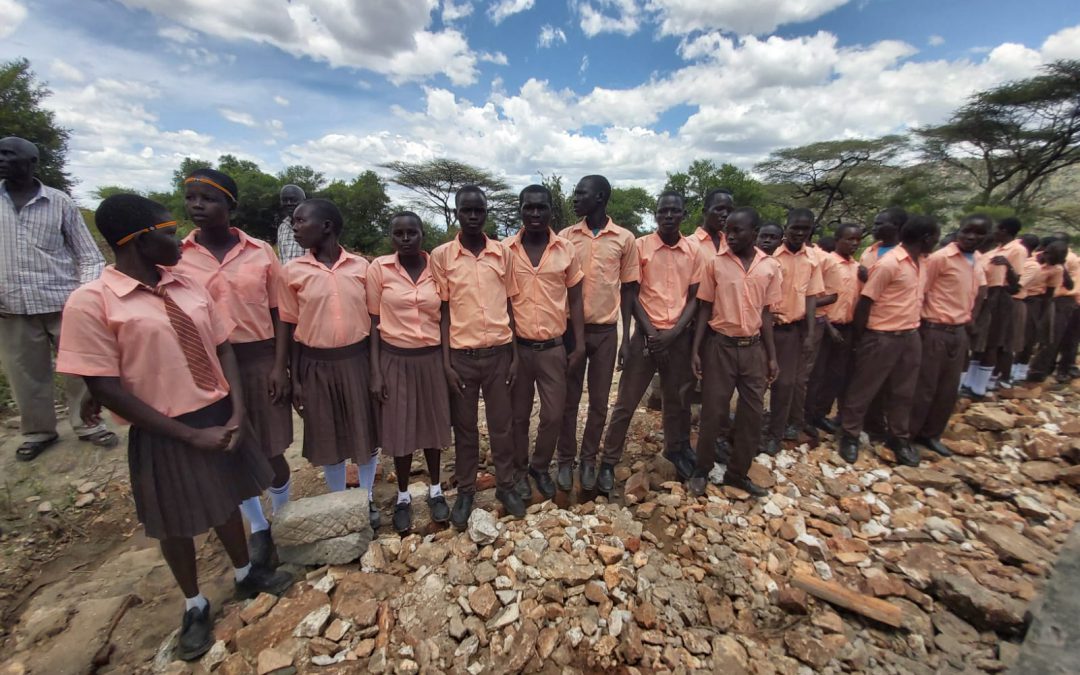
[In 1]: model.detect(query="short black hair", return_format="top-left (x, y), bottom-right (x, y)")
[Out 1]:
top-left (1039, 235), bottom-right (1056, 249)
top-left (900, 215), bottom-right (939, 244)
top-left (759, 221), bottom-right (782, 235)
top-left (301, 198), bottom-right (343, 235)
top-left (702, 187), bottom-right (733, 211)
top-left (455, 185), bottom-right (487, 206)
top-left (518, 184), bottom-right (553, 207)
top-left (878, 206), bottom-right (908, 227)
top-left (187, 167), bottom-right (239, 204)
top-left (960, 212), bottom-right (992, 229)
top-left (581, 175), bottom-right (611, 202)
top-left (997, 216), bottom-right (1022, 237)
top-left (834, 222), bottom-right (862, 239)
top-left (656, 190), bottom-right (685, 207)
top-left (786, 207), bottom-right (815, 225)
top-left (389, 210), bottom-right (424, 234)
top-left (729, 207), bottom-right (762, 230)
top-left (95, 194), bottom-right (173, 249)
top-left (1019, 233), bottom-right (1040, 251)
top-left (816, 235), bottom-right (836, 252)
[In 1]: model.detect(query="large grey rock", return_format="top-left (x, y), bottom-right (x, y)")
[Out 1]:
top-left (273, 489), bottom-right (369, 546)
top-left (931, 572), bottom-right (1026, 633)
top-left (278, 532), bottom-right (371, 565)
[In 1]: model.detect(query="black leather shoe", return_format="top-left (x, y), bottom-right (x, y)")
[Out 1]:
top-left (248, 528), bottom-right (274, 568)
top-left (428, 494), bottom-right (450, 524)
top-left (762, 437), bottom-right (781, 457)
top-left (662, 449), bottom-right (695, 481)
top-left (176, 603), bottom-right (213, 661)
top-left (722, 473), bottom-right (768, 498)
top-left (514, 476), bottom-right (533, 503)
top-left (915, 436), bottom-right (953, 457)
top-left (813, 416), bottom-right (838, 435)
top-left (782, 425), bottom-right (798, 441)
top-left (597, 463), bottom-right (615, 493)
top-left (235, 564), bottom-right (293, 600)
top-left (958, 385), bottom-right (985, 401)
top-left (580, 463), bottom-right (598, 492)
top-left (687, 475), bottom-right (707, 497)
top-left (393, 500), bottom-right (412, 533)
top-left (556, 464), bottom-right (574, 492)
top-left (802, 425), bottom-right (820, 443)
top-left (495, 488), bottom-right (526, 518)
top-left (674, 441), bottom-right (698, 465)
top-left (529, 468), bottom-right (556, 500)
top-left (451, 493), bottom-right (474, 530)
top-left (712, 438), bottom-right (731, 465)
top-left (368, 502), bottom-right (382, 531)
top-left (890, 438), bottom-right (921, 467)
top-left (838, 435), bottom-right (859, 464)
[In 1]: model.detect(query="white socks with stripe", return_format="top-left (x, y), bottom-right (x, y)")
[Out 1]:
top-left (398, 491), bottom-right (411, 505)
top-left (970, 365), bottom-right (994, 396)
top-left (185, 594), bottom-right (208, 612)
top-left (430, 483), bottom-right (443, 498)
top-left (268, 479), bottom-right (291, 515)
top-left (358, 450), bottom-right (379, 500)
top-left (323, 461), bottom-right (347, 492)
top-left (239, 496), bottom-right (270, 534)
top-left (234, 563), bottom-right (251, 582)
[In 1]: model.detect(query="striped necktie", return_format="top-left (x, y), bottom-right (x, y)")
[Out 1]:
top-left (148, 285), bottom-right (219, 391)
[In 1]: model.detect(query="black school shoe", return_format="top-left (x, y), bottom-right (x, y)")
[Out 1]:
top-left (529, 468), bottom-right (557, 500)
top-left (580, 463), bottom-right (598, 492)
top-left (451, 492), bottom-right (474, 530)
top-left (514, 476), bottom-right (533, 503)
top-left (888, 437), bottom-right (921, 468)
top-left (235, 565), bottom-right (293, 601)
top-left (761, 437), bottom-right (781, 457)
top-left (812, 416), bottom-right (838, 435)
top-left (915, 437), bottom-right (953, 457)
top-left (495, 488), bottom-right (526, 518)
top-left (369, 502), bottom-right (382, 531)
top-left (248, 528), bottom-right (275, 568)
top-left (428, 494), bottom-right (450, 524)
top-left (597, 463), bottom-right (616, 493)
top-left (661, 447), bottom-right (695, 481)
top-left (687, 475), bottom-right (707, 498)
top-left (838, 435), bottom-right (859, 464)
top-left (393, 501), bottom-right (412, 534)
top-left (722, 473), bottom-right (769, 498)
top-left (176, 602), bottom-right (213, 661)
top-left (556, 464), bottom-right (574, 492)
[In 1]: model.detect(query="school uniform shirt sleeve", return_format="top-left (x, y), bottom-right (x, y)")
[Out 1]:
top-left (56, 284), bottom-right (121, 377)
top-left (861, 257), bottom-right (897, 302)
top-left (502, 248), bottom-right (520, 298)
top-left (565, 246), bottom-right (585, 287)
top-left (697, 257), bottom-right (717, 303)
top-left (430, 246), bottom-right (450, 302)
top-left (689, 242), bottom-right (705, 286)
top-left (764, 260), bottom-right (784, 307)
top-left (808, 254), bottom-right (825, 296)
top-left (265, 244), bottom-right (283, 309)
top-left (620, 233), bottom-right (641, 284)
top-left (365, 261), bottom-right (384, 315)
top-left (277, 264), bottom-right (300, 324)
top-left (975, 255), bottom-right (988, 287)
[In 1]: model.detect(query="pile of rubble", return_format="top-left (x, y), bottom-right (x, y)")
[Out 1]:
top-left (152, 381), bottom-right (1078, 675)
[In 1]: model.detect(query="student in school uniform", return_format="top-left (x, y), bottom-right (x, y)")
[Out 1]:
top-left (860, 208), bottom-right (906, 269)
top-left (1008, 234), bottom-right (1043, 382)
top-left (57, 195), bottom-right (292, 661)
top-left (909, 215), bottom-right (988, 458)
top-left (691, 188), bottom-right (733, 256)
top-left (367, 212), bottom-right (452, 534)
top-left (173, 169), bottom-right (292, 567)
top-left (805, 223), bottom-right (863, 435)
top-left (838, 216), bottom-right (940, 467)
top-left (431, 186), bottom-right (521, 526)
top-left (1027, 238), bottom-right (1074, 382)
top-left (756, 222), bottom-right (783, 256)
top-left (505, 185), bottom-right (586, 501)
top-left (689, 207), bottom-right (782, 498)
top-left (1030, 234), bottom-right (1079, 382)
top-left (600, 192), bottom-right (702, 490)
top-left (277, 199), bottom-right (379, 526)
top-left (556, 176), bottom-right (640, 493)
top-left (764, 209), bottom-right (825, 454)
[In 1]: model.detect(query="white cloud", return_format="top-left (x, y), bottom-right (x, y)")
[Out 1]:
top-left (578, 0), bottom-right (642, 37)
top-left (488, 0), bottom-right (534, 24)
top-left (158, 25), bottom-right (197, 43)
top-left (219, 108), bottom-right (258, 127)
top-left (646, 0), bottom-right (851, 36)
top-left (273, 95), bottom-right (290, 107)
top-left (538, 25), bottom-right (567, 48)
top-left (50, 59), bottom-right (86, 83)
top-left (442, 0), bottom-right (473, 22)
top-left (580, 55), bottom-right (590, 77)
top-left (928, 34), bottom-right (945, 47)
top-left (0, 0), bottom-right (26, 39)
top-left (1042, 25), bottom-right (1080, 61)
top-left (480, 51), bottom-right (509, 65)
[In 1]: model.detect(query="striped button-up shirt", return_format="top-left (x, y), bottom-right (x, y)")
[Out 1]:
top-left (0, 180), bottom-right (105, 315)
top-left (276, 215), bottom-right (305, 264)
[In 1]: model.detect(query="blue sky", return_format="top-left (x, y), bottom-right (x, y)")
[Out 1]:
top-left (1, 0), bottom-right (1078, 204)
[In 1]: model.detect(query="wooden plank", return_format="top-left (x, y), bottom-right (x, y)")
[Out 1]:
top-left (791, 572), bottom-right (904, 628)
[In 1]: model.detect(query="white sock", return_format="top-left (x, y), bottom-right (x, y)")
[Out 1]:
top-left (268, 479), bottom-right (291, 515)
top-left (397, 491), bottom-right (411, 504)
top-left (1019, 364), bottom-right (1029, 380)
top-left (323, 461), bottom-right (347, 492)
top-left (185, 593), bottom-right (208, 612)
top-left (239, 496), bottom-right (270, 534)
top-left (357, 450), bottom-right (379, 494)
top-left (972, 366), bottom-right (994, 396)
top-left (960, 366), bottom-right (974, 390)
top-left (234, 563), bottom-right (251, 582)
top-left (429, 483), bottom-right (443, 498)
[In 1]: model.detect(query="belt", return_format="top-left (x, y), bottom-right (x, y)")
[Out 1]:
top-left (380, 342), bottom-right (441, 356)
top-left (867, 328), bottom-right (918, 337)
top-left (585, 323), bottom-right (617, 334)
top-left (711, 331), bottom-right (761, 347)
top-left (773, 322), bottom-right (799, 331)
top-left (516, 336), bottom-right (564, 351)
top-left (299, 339), bottom-right (368, 360)
top-left (921, 321), bottom-right (964, 333)
top-left (451, 342), bottom-right (512, 358)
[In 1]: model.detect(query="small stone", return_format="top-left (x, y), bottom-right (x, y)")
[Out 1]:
top-left (324, 618), bottom-right (350, 642)
top-left (486, 603), bottom-right (520, 630)
top-left (77, 481), bottom-right (98, 494)
top-left (777, 586), bottom-right (809, 614)
top-left (977, 523), bottom-right (1050, 565)
top-left (468, 584), bottom-right (499, 620)
top-left (218, 654), bottom-right (255, 675)
top-left (353, 639), bottom-right (376, 659)
top-left (596, 544), bottom-right (623, 565)
top-left (932, 572), bottom-right (1026, 631)
top-left (37, 501), bottom-right (52, 513)
top-left (240, 594), bottom-right (279, 625)
top-left (395, 659), bottom-right (419, 674)
top-left (256, 647), bottom-right (292, 675)
top-left (633, 600), bottom-right (658, 628)
top-left (624, 471), bottom-right (650, 504)
top-left (965, 405), bottom-right (1017, 431)
top-left (924, 516), bottom-right (965, 543)
top-left (74, 494), bottom-right (95, 508)
top-left (584, 581), bottom-right (608, 604)
top-left (199, 640), bottom-right (229, 671)
top-left (784, 629), bottom-right (834, 669)
top-left (467, 509), bottom-right (500, 545)
top-left (293, 604), bottom-right (332, 638)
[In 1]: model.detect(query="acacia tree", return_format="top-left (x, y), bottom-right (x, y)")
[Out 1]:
top-left (381, 158), bottom-right (511, 231)
top-left (0, 59), bottom-right (73, 193)
top-left (663, 160), bottom-right (777, 231)
top-left (917, 60), bottom-right (1080, 210)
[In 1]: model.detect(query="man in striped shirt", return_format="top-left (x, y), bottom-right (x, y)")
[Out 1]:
top-left (276, 184), bottom-right (306, 264)
top-left (0, 137), bottom-right (115, 460)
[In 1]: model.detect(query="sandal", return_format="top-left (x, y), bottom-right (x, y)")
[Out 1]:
top-left (79, 429), bottom-right (120, 449)
top-left (16, 435), bottom-right (59, 462)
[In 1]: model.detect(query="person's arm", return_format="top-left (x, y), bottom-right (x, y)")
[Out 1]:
top-left (618, 281), bottom-right (638, 369)
top-left (567, 282), bottom-right (586, 371)
top-left (268, 308), bottom-right (290, 404)
top-left (506, 299), bottom-right (519, 387)
top-left (217, 341), bottom-right (246, 450)
top-left (369, 314), bottom-right (388, 402)
top-left (803, 296), bottom-right (818, 350)
top-left (762, 308), bottom-right (778, 384)
top-left (284, 323), bottom-right (304, 415)
top-left (440, 301), bottom-right (465, 395)
top-left (969, 286), bottom-right (988, 331)
top-left (816, 293), bottom-right (838, 308)
top-left (1063, 267), bottom-right (1074, 291)
top-left (691, 300), bottom-right (710, 380)
top-left (61, 196), bottom-right (106, 283)
top-left (851, 295), bottom-right (873, 344)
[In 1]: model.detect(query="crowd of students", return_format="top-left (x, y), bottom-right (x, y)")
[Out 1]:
top-left (50, 167), bottom-right (1079, 661)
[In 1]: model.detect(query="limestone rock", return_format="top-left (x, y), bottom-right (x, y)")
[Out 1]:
top-left (931, 573), bottom-right (1026, 632)
top-left (278, 532), bottom-right (370, 566)
top-left (467, 509), bottom-right (500, 545)
top-left (965, 405), bottom-right (1017, 431)
top-left (273, 490), bottom-right (369, 546)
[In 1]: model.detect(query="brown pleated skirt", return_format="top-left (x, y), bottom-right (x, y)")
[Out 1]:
top-left (377, 343), bottom-right (451, 457)
top-left (234, 339), bottom-right (293, 458)
top-left (297, 341), bottom-right (374, 467)
top-left (1011, 299), bottom-right (1027, 353)
top-left (979, 287), bottom-right (1015, 353)
top-left (128, 397), bottom-right (272, 540)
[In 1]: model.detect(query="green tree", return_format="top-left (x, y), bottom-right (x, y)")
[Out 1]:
top-left (92, 185), bottom-right (143, 200)
top-left (381, 158), bottom-right (511, 231)
top-left (607, 187), bottom-right (656, 236)
top-left (277, 165), bottom-right (326, 196)
top-left (319, 171), bottom-right (392, 255)
top-left (663, 160), bottom-right (774, 231)
top-left (538, 172), bottom-right (573, 232)
top-left (0, 59), bottom-right (73, 193)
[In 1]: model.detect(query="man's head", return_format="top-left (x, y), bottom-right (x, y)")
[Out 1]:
top-left (726, 207), bottom-right (761, 255)
top-left (834, 223), bottom-right (862, 258)
top-left (519, 184), bottom-right (553, 234)
top-left (280, 184), bottom-right (306, 217)
top-left (872, 207), bottom-right (907, 244)
top-left (900, 215), bottom-right (940, 255)
top-left (0, 137), bottom-right (40, 182)
top-left (455, 185), bottom-right (488, 236)
top-left (955, 214), bottom-right (990, 254)
top-left (655, 191), bottom-right (686, 237)
top-left (291, 198), bottom-right (343, 249)
top-left (572, 175), bottom-right (610, 219)
top-left (756, 222), bottom-right (783, 255)
top-left (784, 208), bottom-right (815, 249)
top-left (702, 188), bottom-right (734, 233)
top-left (994, 216), bottom-right (1022, 245)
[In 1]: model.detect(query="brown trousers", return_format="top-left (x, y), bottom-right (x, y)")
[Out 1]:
top-left (449, 346), bottom-right (515, 493)
top-left (557, 324), bottom-right (618, 466)
top-left (694, 333), bottom-right (767, 481)
top-left (601, 329), bottom-right (693, 464)
top-left (767, 321), bottom-right (808, 438)
top-left (805, 323), bottom-right (853, 421)
top-left (909, 325), bottom-right (968, 440)
top-left (790, 319), bottom-right (824, 432)
top-left (839, 330), bottom-right (921, 439)
top-left (1032, 297), bottom-right (1077, 377)
top-left (511, 343), bottom-right (568, 476)
top-left (1017, 295), bottom-right (1051, 363)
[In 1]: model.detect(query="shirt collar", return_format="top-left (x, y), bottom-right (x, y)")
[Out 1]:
top-left (647, 231), bottom-right (690, 252)
top-left (775, 243), bottom-right (810, 258)
top-left (181, 227), bottom-right (261, 252)
top-left (571, 217), bottom-right (616, 236)
top-left (380, 251), bottom-right (431, 275)
top-left (101, 265), bottom-right (181, 297)
top-left (451, 233), bottom-right (503, 259)
top-left (1, 178), bottom-right (48, 205)
top-left (295, 246), bottom-right (356, 271)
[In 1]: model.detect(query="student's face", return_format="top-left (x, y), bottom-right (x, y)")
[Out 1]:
top-left (572, 178), bottom-right (603, 218)
top-left (726, 214), bottom-right (757, 254)
top-left (785, 217), bottom-right (814, 247)
top-left (184, 181), bottom-right (231, 229)
top-left (291, 204), bottom-right (327, 249)
top-left (835, 228), bottom-right (861, 257)
top-left (872, 212), bottom-right (898, 242)
top-left (390, 217), bottom-right (423, 257)
top-left (520, 192), bottom-right (553, 234)
top-left (655, 196), bottom-right (685, 236)
top-left (703, 195), bottom-right (733, 232)
top-left (0, 141), bottom-right (36, 181)
top-left (956, 222), bottom-right (987, 254)
top-left (993, 223), bottom-right (1012, 245)
top-left (280, 189), bottom-right (304, 217)
top-left (455, 193), bottom-right (488, 236)
top-left (756, 226), bottom-right (782, 254)
top-left (136, 223), bottom-right (181, 266)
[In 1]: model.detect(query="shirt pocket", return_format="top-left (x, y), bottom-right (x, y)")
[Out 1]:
top-left (29, 220), bottom-right (63, 252)
top-left (234, 266), bottom-right (270, 306)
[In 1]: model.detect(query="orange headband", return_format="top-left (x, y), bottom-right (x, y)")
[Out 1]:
top-left (184, 175), bottom-right (236, 202)
top-left (116, 220), bottom-right (177, 246)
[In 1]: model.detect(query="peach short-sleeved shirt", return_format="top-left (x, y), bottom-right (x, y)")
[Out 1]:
top-left (561, 218), bottom-right (639, 325)
top-left (175, 229), bottom-right (281, 344)
top-left (366, 253), bottom-right (441, 349)
top-left (636, 233), bottom-right (703, 330)
top-left (57, 266), bottom-right (231, 419)
top-left (983, 238), bottom-right (1028, 288)
top-left (862, 246), bottom-right (922, 332)
top-left (770, 244), bottom-right (825, 324)
top-left (430, 235), bottom-right (517, 350)
top-left (697, 247), bottom-right (783, 338)
top-left (860, 242), bottom-right (898, 268)
top-left (816, 253), bottom-right (862, 324)
top-left (1055, 251), bottom-right (1080, 300)
top-left (921, 243), bottom-right (986, 325)
top-left (279, 248), bottom-right (371, 349)
top-left (691, 227), bottom-right (728, 257)
top-left (1019, 261), bottom-right (1065, 299)
top-left (1014, 257), bottom-right (1041, 299)
top-left (505, 232), bottom-right (584, 341)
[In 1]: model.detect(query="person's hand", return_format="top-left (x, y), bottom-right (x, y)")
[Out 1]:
top-left (269, 367), bottom-right (290, 405)
top-left (767, 358), bottom-right (779, 384)
top-left (79, 391), bottom-right (103, 429)
top-left (506, 353), bottom-right (518, 388)
top-left (691, 352), bottom-right (703, 380)
top-left (445, 365), bottom-right (466, 396)
top-left (990, 255), bottom-right (1009, 266)
top-left (291, 378), bottom-right (305, 417)
top-left (617, 340), bottom-right (631, 371)
top-left (224, 409), bottom-right (246, 452)
top-left (857, 266), bottom-right (869, 283)
top-left (370, 370), bottom-right (389, 403)
top-left (826, 323), bottom-right (843, 343)
top-left (188, 425), bottom-right (239, 452)
top-left (647, 328), bottom-right (676, 354)
top-left (567, 347), bottom-right (585, 374)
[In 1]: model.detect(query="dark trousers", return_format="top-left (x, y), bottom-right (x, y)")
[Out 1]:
top-left (910, 325), bottom-right (968, 440)
top-left (557, 325), bottom-right (617, 466)
top-left (1017, 296), bottom-right (1051, 364)
top-left (790, 319), bottom-right (825, 431)
top-left (806, 323), bottom-right (853, 421)
top-left (840, 330), bottom-right (921, 439)
top-left (511, 343), bottom-right (568, 476)
top-left (601, 329), bottom-right (693, 464)
top-left (694, 333), bottom-right (767, 481)
top-left (1032, 297), bottom-right (1076, 378)
top-left (450, 346), bottom-right (515, 493)
top-left (1059, 303), bottom-right (1080, 374)
top-left (767, 321), bottom-right (807, 438)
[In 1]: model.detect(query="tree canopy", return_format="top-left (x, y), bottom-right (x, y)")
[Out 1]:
top-left (0, 59), bottom-right (73, 193)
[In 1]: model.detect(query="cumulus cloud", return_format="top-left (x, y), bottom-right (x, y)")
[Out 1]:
top-left (578, 0), bottom-right (642, 37)
top-left (273, 95), bottom-right (290, 107)
top-left (50, 59), bottom-right (86, 83)
top-left (646, 0), bottom-right (852, 36)
top-left (488, 0), bottom-right (534, 24)
top-left (442, 0), bottom-right (473, 22)
top-left (219, 108), bottom-right (257, 127)
top-left (928, 34), bottom-right (945, 47)
top-left (0, 0), bottom-right (26, 39)
top-left (538, 25), bottom-right (567, 48)
top-left (1042, 25), bottom-right (1080, 61)
top-left (158, 25), bottom-right (197, 43)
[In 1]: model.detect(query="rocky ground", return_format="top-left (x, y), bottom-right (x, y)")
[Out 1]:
top-left (1, 377), bottom-right (1079, 674)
